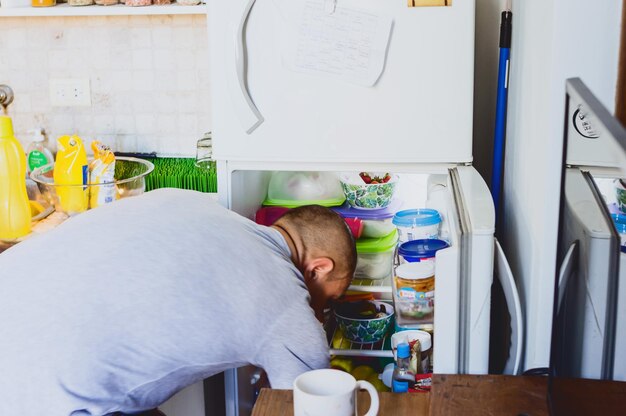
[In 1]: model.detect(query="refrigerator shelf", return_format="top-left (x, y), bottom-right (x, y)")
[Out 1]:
top-left (348, 275), bottom-right (392, 293)
top-left (325, 318), bottom-right (393, 358)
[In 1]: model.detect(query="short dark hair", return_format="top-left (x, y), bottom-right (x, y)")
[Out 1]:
top-left (276, 205), bottom-right (357, 280)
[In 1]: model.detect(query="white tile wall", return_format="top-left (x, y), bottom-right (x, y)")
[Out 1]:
top-left (0, 14), bottom-right (211, 156)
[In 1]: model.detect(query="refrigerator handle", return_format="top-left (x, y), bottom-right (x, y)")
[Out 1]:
top-left (235, 0), bottom-right (265, 134)
top-left (495, 239), bottom-right (524, 375)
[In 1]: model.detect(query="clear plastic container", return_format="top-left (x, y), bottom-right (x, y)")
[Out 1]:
top-left (355, 230), bottom-right (398, 280)
top-left (333, 200), bottom-right (401, 239)
top-left (392, 208), bottom-right (441, 243)
top-left (393, 262), bottom-right (435, 326)
top-left (264, 171), bottom-right (345, 208)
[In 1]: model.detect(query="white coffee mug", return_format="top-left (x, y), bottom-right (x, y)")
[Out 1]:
top-left (293, 369), bottom-right (380, 416)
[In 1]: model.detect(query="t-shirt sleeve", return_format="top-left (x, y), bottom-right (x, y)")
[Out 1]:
top-left (254, 303), bottom-right (330, 389)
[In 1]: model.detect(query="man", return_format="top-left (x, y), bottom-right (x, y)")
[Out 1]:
top-left (0, 188), bottom-right (356, 415)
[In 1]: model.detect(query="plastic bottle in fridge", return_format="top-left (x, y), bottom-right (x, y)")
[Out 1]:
top-left (392, 342), bottom-right (415, 393)
top-left (0, 115), bottom-right (31, 240)
top-left (54, 135), bottom-right (88, 215)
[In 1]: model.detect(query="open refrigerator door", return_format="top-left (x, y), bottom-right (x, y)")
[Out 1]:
top-left (217, 161), bottom-right (513, 416)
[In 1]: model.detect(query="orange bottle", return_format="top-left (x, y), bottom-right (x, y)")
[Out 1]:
top-left (0, 116), bottom-right (31, 240)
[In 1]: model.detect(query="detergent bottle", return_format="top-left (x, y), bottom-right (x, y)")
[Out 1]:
top-left (0, 115), bottom-right (31, 240)
top-left (54, 135), bottom-right (88, 215)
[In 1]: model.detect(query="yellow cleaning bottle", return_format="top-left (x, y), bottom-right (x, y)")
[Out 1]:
top-left (0, 115), bottom-right (31, 240)
top-left (54, 135), bottom-right (88, 215)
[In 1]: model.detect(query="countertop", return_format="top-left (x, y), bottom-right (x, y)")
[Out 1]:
top-left (251, 374), bottom-right (626, 415)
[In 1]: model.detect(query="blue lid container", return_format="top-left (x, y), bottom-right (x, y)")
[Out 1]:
top-left (392, 208), bottom-right (441, 228)
top-left (398, 239), bottom-right (450, 262)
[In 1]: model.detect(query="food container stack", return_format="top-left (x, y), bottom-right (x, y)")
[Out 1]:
top-left (392, 209), bottom-right (446, 330)
top-left (332, 172), bottom-right (401, 281)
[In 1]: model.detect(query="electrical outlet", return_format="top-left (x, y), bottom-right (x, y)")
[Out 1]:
top-left (49, 78), bottom-right (91, 107)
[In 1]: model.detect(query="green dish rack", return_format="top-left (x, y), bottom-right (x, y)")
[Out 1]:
top-left (116, 157), bottom-right (217, 193)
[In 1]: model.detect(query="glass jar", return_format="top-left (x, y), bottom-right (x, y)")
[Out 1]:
top-left (195, 132), bottom-right (214, 171)
top-left (393, 262), bottom-right (435, 324)
top-left (125, 0), bottom-right (151, 5)
top-left (68, 0), bottom-right (93, 5)
top-left (152, 0), bottom-right (171, 4)
top-left (32, 0), bottom-right (56, 6)
top-left (95, 0), bottom-right (118, 5)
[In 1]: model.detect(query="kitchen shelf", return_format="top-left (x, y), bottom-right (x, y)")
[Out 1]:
top-left (0, 3), bottom-right (206, 17)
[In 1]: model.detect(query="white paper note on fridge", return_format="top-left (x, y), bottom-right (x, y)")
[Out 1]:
top-left (281, 0), bottom-right (393, 87)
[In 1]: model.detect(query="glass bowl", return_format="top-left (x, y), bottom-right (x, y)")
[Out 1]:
top-left (30, 156), bottom-right (154, 216)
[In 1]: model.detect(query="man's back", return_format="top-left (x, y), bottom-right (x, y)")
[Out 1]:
top-left (0, 189), bottom-right (328, 415)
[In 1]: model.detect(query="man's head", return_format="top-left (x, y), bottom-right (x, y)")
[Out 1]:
top-left (271, 205), bottom-right (357, 320)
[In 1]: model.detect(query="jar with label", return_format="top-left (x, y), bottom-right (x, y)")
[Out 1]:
top-left (68, 0), bottom-right (93, 5)
top-left (393, 262), bottom-right (435, 326)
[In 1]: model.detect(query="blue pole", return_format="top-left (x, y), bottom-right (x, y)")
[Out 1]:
top-left (491, 10), bottom-right (512, 222)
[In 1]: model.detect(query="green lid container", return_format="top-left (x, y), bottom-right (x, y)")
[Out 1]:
top-left (356, 230), bottom-right (398, 253)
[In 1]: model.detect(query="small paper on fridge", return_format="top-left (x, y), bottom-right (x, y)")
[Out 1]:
top-left (281, 0), bottom-right (393, 87)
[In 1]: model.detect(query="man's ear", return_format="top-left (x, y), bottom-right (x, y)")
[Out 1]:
top-left (303, 257), bottom-right (335, 283)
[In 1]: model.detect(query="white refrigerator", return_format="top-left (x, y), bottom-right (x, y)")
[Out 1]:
top-left (207, 1), bottom-right (522, 415)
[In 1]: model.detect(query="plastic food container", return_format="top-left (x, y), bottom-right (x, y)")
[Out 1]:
top-left (392, 208), bottom-right (442, 243)
top-left (393, 262), bottom-right (435, 325)
top-left (255, 206), bottom-right (364, 238)
top-left (398, 239), bottom-right (449, 263)
top-left (355, 230), bottom-right (398, 280)
top-left (332, 200), bottom-right (401, 239)
top-left (611, 213), bottom-right (626, 253)
top-left (339, 172), bottom-right (398, 210)
top-left (264, 171), bottom-right (345, 208)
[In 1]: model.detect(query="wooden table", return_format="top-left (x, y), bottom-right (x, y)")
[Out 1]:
top-left (252, 374), bottom-right (626, 415)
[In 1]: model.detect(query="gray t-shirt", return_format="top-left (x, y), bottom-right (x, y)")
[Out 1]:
top-left (0, 189), bottom-right (328, 415)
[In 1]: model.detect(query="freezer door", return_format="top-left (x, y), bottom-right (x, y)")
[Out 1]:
top-left (447, 166), bottom-right (495, 374)
top-left (208, 0), bottom-right (475, 163)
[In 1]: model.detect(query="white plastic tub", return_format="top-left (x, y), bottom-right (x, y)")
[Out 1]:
top-left (392, 208), bottom-right (441, 243)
